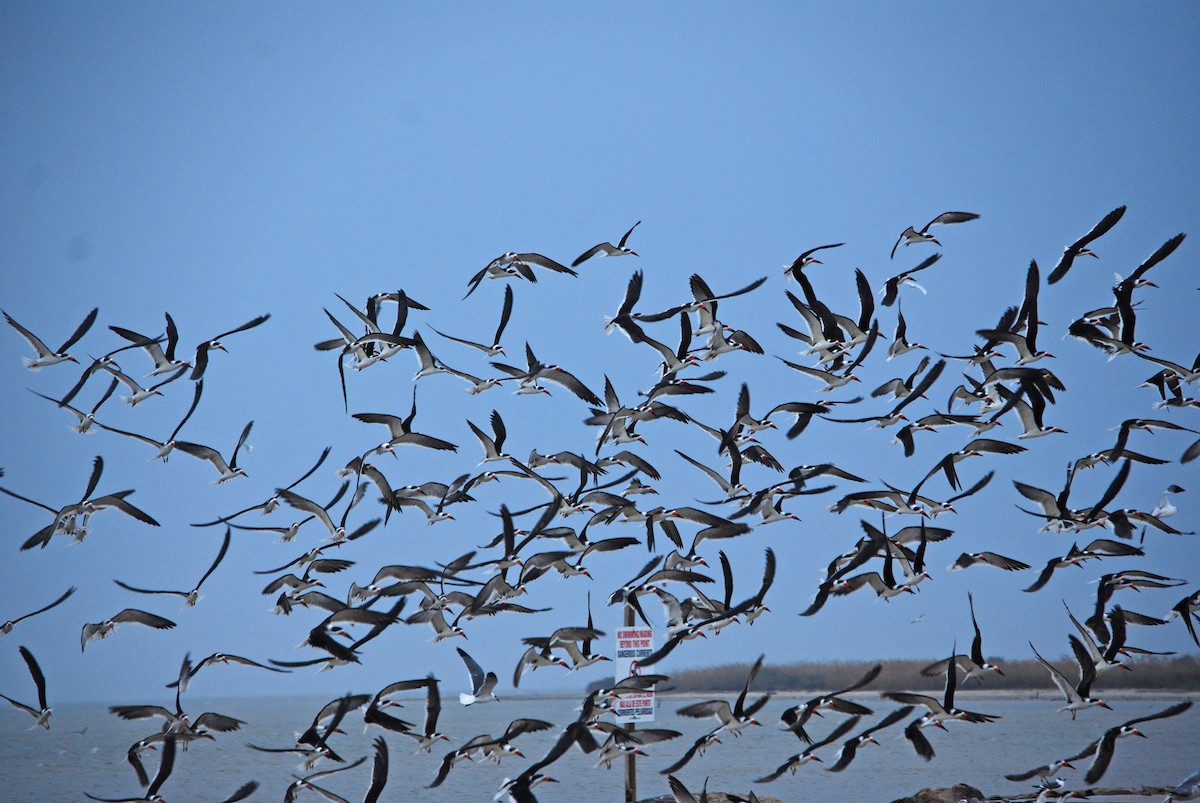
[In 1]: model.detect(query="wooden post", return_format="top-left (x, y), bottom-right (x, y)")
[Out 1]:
top-left (624, 604), bottom-right (637, 803)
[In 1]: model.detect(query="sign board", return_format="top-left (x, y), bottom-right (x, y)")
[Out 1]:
top-left (614, 627), bottom-right (655, 723)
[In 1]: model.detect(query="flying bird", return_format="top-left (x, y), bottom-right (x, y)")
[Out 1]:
top-left (4, 307), bottom-right (97, 369)
top-left (572, 221), bottom-right (641, 267)
top-left (890, 211), bottom-right (980, 258)
top-left (0, 645), bottom-right (52, 728)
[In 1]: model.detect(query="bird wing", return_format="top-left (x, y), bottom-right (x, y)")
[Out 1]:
top-left (457, 647), bottom-right (487, 693)
top-left (112, 609), bottom-right (177, 630)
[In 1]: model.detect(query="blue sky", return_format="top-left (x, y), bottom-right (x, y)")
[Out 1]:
top-left (1, 2), bottom-right (1198, 715)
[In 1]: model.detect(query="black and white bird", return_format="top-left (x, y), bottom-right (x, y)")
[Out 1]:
top-left (173, 421), bottom-right (253, 483)
top-left (1047, 205), bottom-right (1127, 284)
top-left (354, 389), bottom-right (459, 454)
top-left (919, 593), bottom-right (1006, 682)
top-left (1072, 700), bottom-right (1193, 784)
top-left (1030, 637), bottom-right (1111, 719)
top-left (113, 527), bottom-right (231, 608)
top-left (2, 586), bottom-right (76, 636)
top-left (572, 221), bottom-right (641, 267)
top-left (109, 313), bottom-right (193, 376)
top-left (890, 211), bottom-right (980, 258)
top-left (81, 609), bottom-right (176, 651)
top-left (188, 314), bottom-right (271, 380)
top-left (756, 716), bottom-right (862, 781)
top-left (779, 663), bottom-right (881, 743)
top-left (167, 651), bottom-right (289, 694)
top-left (1, 645), bottom-right (52, 729)
top-left (457, 646), bottom-right (499, 705)
top-left (676, 653), bottom-right (769, 737)
top-left (465, 252), bottom-right (577, 298)
top-left (432, 283), bottom-right (514, 357)
top-left (85, 734), bottom-right (176, 803)
top-left (30, 377), bottom-right (120, 434)
top-left (826, 705), bottom-right (914, 771)
top-left (885, 643), bottom-right (1000, 724)
top-left (4, 307), bottom-right (97, 369)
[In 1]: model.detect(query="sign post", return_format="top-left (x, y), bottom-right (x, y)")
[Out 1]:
top-left (615, 616), bottom-right (655, 803)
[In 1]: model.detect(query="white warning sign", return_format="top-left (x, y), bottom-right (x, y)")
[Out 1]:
top-left (614, 627), bottom-right (655, 723)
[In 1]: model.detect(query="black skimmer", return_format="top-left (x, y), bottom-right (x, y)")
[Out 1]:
top-left (54, 340), bottom-right (158, 406)
top-left (1047, 205), bottom-right (1127, 284)
top-left (885, 643), bottom-right (1000, 724)
top-left (676, 653), bottom-right (769, 737)
top-left (468, 409), bottom-right (510, 464)
top-left (826, 705), bottom-right (914, 771)
top-left (1065, 602), bottom-right (1131, 674)
top-left (512, 642), bottom-right (569, 688)
top-left (665, 774), bottom-right (711, 803)
top-left (0, 645), bottom-right (52, 728)
top-left (948, 550), bottom-right (1031, 572)
top-left (440, 362), bottom-right (507, 394)
top-left (191, 445), bottom-right (331, 527)
top-left (109, 700), bottom-right (243, 742)
top-left (167, 651), bottom-right (289, 693)
top-left (589, 722), bottom-right (680, 769)
top-left (757, 715), bottom-right (862, 782)
top-left (113, 526), bottom-right (231, 608)
top-left (880, 253), bottom-right (942, 306)
top-left (270, 484), bottom-right (369, 543)
top-left (1074, 700), bottom-right (1193, 784)
top-left (572, 220), bottom-right (641, 266)
top-left (491, 342), bottom-right (602, 404)
top-left (187, 313), bottom-right (270, 380)
top-left (780, 663), bottom-right (880, 743)
top-left (246, 740), bottom-right (343, 771)
top-left (633, 272), bottom-right (767, 326)
top-left (29, 376), bottom-right (120, 434)
top-left (388, 676), bottom-right (448, 752)
top-left (3, 306), bottom-right (97, 369)
top-left (908, 437), bottom-right (1026, 502)
top-left (364, 736), bottom-right (389, 803)
top-left (407, 329), bottom-right (448, 381)
top-left (1005, 756), bottom-right (1078, 784)
top-left (1, 586), bottom-right (75, 636)
top-left (830, 535), bottom-right (916, 603)
top-left (1029, 636), bottom-right (1111, 718)
top-left (659, 729), bottom-right (723, 774)
top-left (890, 210), bottom-right (980, 258)
top-left (354, 402), bottom-right (459, 454)
top-left (81, 608), bottom-right (176, 651)
top-left (432, 283), bottom-right (514, 357)
top-left (282, 755), bottom-right (367, 802)
top-left (173, 421), bottom-right (253, 483)
top-left (465, 251), bottom-right (577, 298)
top-left (85, 734), bottom-right (176, 803)
top-left (1114, 231), bottom-right (1185, 299)
top-left (613, 312), bottom-right (701, 378)
top-left (1168, 589), bottom-right (1200, 648)
top-left (920, 593), bottom-right (1005, 682)
top-left (549, 596), bottom-right (611, 670)
top-left (456, 646), bottom-right (499, 705)
top-left (902, 711), bottom-right (951, 761)
top-left (785, 241), bottom-right (845, 277)
top-left (469, 717), bottom-right (555, 764)
top-left (292, 692), bottom-right (370, 757)
top-left (94, 378), bottom-right (204, 461)
top-left (108, 313), bottom-right (193, 376)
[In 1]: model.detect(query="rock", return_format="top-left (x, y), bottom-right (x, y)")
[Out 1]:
top-left (638, 793), bottom-right (786, 803)
top-left (889, 784), bottom-right (986, 803)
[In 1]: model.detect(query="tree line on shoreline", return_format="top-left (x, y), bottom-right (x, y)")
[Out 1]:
top-left (592, 655), bottom-right (1200, 695)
